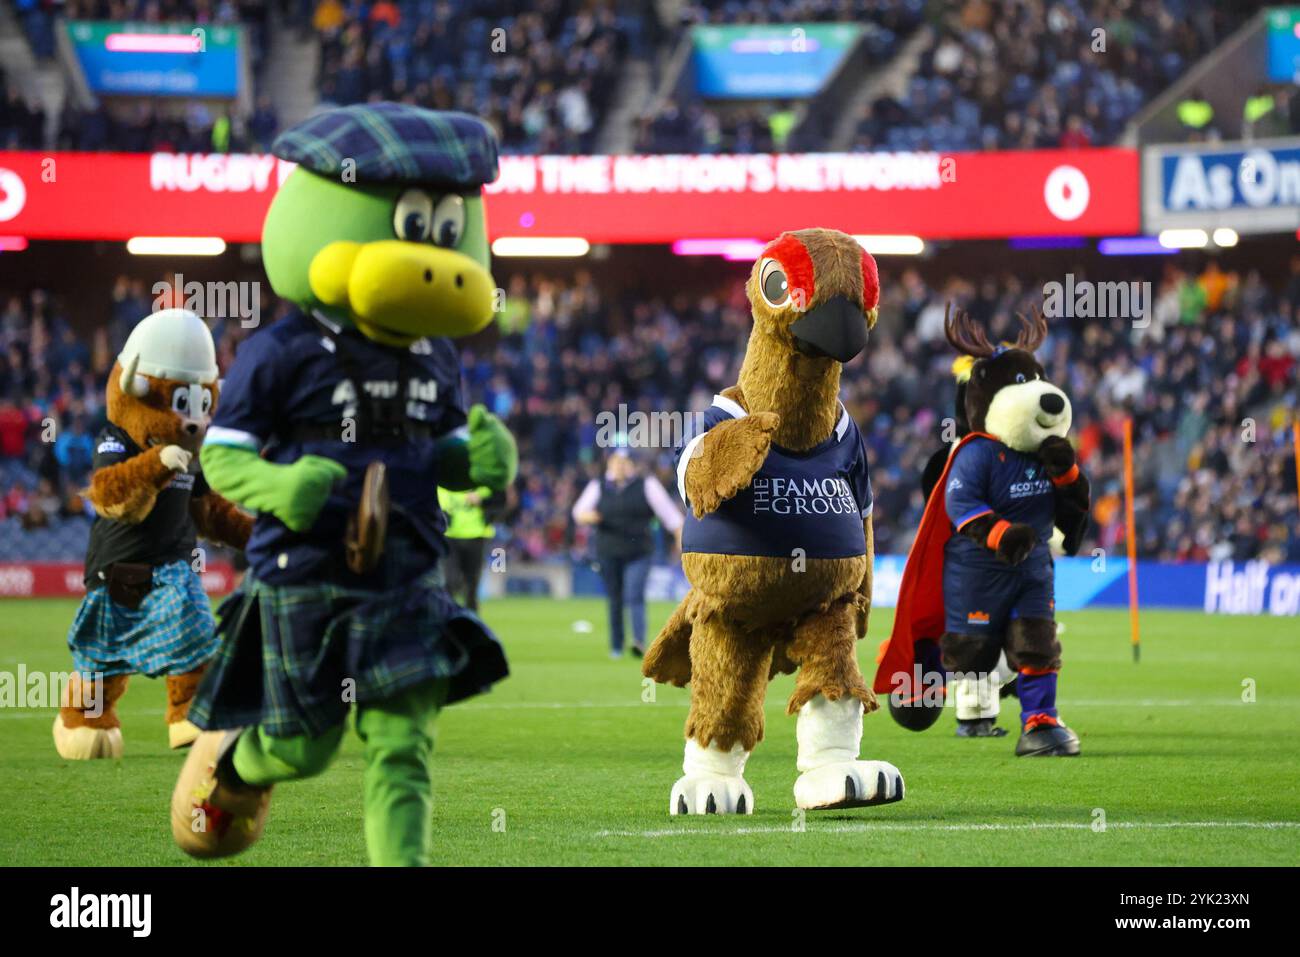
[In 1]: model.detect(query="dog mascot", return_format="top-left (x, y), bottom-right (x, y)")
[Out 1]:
top-left (875, 305), bottom-right (1089, 756)
top-left (171, 104), bottom-right (517, 865)
top-left (56, 308), bottom-right (252, 760)
top-left (643, 228), bottom-right (904, 814)
top-left (912, 354), bottom-right (1020, 737)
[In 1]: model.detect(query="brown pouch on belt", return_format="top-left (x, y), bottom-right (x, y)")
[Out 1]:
top-left (106, 562), bottom-right (154, 609)
top-left (346, 461), bottom-right (390, 575)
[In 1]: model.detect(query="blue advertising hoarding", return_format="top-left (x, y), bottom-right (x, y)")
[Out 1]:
top-left (65, 21), bottom-right (241, 98)
top-left (691, 23), bottom-right (861, 99)
top-left (1142, 137), bottom-right (1300, 234)
top-left (575, 556), bottom-right (1300, 617)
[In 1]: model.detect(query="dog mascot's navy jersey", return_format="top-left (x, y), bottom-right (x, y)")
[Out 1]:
top-left (677, 394), bottom-right (872, 560)
top-left (943, 436), bottom-right (1056, 569)
top-left (206, 310), bottom-right (468, 585)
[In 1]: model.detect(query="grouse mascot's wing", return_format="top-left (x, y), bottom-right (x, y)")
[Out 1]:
top-left (873, 430), bottom-right (993, 695)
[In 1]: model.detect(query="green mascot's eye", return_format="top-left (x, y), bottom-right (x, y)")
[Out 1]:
top-left (393, 189), bottom-right (435, 241)
top-left (430, 195), bottom-right (466, 248)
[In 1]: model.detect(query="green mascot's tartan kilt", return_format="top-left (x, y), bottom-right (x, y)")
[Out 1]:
top-left (66, 559), bottom-right (217, 678)
top-left (189, 566), bottom-right (509, 738)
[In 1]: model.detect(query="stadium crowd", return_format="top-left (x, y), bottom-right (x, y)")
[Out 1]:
top-left (462, 260), bottom-right (1300, 566)
top-left (311, 0), bottom-right (632, 154)
top-left (12, 256), bottom-right (1291, 565)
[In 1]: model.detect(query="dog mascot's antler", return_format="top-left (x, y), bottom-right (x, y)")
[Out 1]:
top-left (1012, 304), bottom-right (1047, 352)
top-left (946, 302), bottom-right (1049, 357)
top-left (944, 302), bottom-right (995, 358)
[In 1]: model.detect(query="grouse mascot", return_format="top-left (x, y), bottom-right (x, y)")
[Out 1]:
top-left (643, 228), bottom-right (904, 814)
top-left (55, 308), bottom-right (253, 760)
top-left (875, 305), bottom-right (1089, 756)
top-left (170, 104), bottom-right (517, 866)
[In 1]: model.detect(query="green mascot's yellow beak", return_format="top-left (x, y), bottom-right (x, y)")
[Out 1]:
top-left (309, 239), bottom-right (496, 346)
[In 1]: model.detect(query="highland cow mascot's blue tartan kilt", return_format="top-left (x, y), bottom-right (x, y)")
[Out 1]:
top-left (66, 560), bottom-right (218, 678)
top-left (188, 561), bottom-right (509, 738)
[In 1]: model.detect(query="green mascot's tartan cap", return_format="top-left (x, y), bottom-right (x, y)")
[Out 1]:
top-left (272, 103), bottom-right (499, 189)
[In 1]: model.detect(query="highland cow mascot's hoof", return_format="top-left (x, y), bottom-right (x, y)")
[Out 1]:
top-left (168, 720), bottom-right (202, 750)
top-left (52, 716), bottom-right (124, 761)
top-left (172, 730), bottom-right (272, 859)
top-left (52, 672), bottom-right (129, 760)
top-left (644, 229), bottom-right (904, 815)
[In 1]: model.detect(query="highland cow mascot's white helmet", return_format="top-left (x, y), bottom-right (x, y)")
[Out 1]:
top-left (118, 308), bottom-right (219, 431)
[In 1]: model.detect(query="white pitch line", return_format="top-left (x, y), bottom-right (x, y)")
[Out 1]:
top-left (595, 821), bottom-right (1300, 839)
top-left (0, 697), bottom-right (1286, 718)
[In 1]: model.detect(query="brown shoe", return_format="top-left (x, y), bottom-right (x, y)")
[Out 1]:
top-left (171, 729), bottom-right (272, 858)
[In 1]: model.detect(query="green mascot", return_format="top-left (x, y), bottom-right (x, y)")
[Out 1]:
top-left (171, 104), bottom-right (518, 866)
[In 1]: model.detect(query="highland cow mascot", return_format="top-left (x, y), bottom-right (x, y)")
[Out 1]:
top-left (56, 308), bottom-right (252, 760)
top-left (643, 228), bottom-right (904, 814)
top-left (170, 104), bottom-right (517, 866)
top-left (875, 306), bottom-right (1089, 756)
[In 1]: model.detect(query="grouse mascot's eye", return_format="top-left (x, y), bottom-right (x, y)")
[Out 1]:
top-left (430, 195), bottom-right (466, 248)
top-left (1015, 373), bottom-right (1026, 383)
top-left (393, 189), bottom-right (435, 242)
top-left (758, 258), bottom-right (790, 307)
top-left (171, 387), bottom-right (190, 414)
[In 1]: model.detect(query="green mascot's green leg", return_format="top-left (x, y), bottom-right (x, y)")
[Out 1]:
top-left (355, 680), bottom-right (449, 867)
top-left (231, 723), bottom-right (346, 785)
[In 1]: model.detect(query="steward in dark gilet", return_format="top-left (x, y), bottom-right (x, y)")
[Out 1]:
top-left (594, 476), bottom-right (655, 560)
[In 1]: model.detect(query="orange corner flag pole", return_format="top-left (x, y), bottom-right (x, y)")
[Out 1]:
top-left (1123, 417), bottom-right (1140, 662)
top-left (1293, 421), bottom-right (1300, 515)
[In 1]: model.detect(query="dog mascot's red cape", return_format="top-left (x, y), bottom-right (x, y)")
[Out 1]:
top-left (873, 431), bottom-right (994, 695)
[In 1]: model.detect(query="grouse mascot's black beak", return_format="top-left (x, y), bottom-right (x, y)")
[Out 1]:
top-left (790, 295), bottom-right (869, 363)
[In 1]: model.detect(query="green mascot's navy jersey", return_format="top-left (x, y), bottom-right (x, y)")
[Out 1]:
top-left (944, 435), bottom-right (1056, 569)
top-left (206, 310), bottom-right (467, 585)
top-left (677, 394), bottom-right (872, 560)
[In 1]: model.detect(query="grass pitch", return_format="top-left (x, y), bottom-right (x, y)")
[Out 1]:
top-left (1, 597), bottom-right (1297, 866)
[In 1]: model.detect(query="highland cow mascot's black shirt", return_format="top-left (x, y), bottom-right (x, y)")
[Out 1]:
top-left (677, 394), bottom-right (872, 559)
top-left (83, 423), bottom-right (207, 587)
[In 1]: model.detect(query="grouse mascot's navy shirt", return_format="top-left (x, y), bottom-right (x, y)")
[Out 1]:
top-left (205, 310), bottom-right (468, 585)
top-left (677, 395), bottom-right (872, 559)
top-left (944, 435), bottom-right (1056, 569)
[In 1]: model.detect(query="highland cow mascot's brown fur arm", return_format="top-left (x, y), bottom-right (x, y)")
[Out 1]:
top-left (190, 493), bottom-right (254, 550)
top-left (88, 446), bottom-right (177, 523)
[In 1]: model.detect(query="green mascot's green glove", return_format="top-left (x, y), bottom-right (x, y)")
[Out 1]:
top-left (200, 445), bottom-right (347, 532)
top-left (437, 404), bottom-right (517, 493)
top-left (467, 404), bottom-right (517, 491)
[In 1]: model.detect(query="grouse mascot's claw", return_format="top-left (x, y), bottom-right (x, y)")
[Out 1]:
top-left (56, 308), bottom-right (252, 761)
top-left (875, 305), bottom-right (1090, 756)
top-left (643, 228), bottom-right (904, 814)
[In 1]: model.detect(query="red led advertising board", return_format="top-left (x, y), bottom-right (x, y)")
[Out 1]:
top-left (0, 148), bottom-right (1138, 244)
